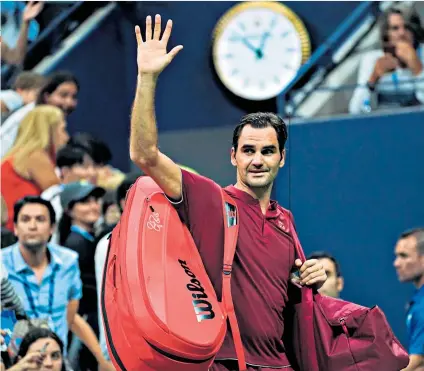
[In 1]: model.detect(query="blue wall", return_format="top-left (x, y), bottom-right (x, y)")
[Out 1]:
top-left (48, 1), bottom-right (362, 171)
top-left (275, 108), bottom-right (424, 347)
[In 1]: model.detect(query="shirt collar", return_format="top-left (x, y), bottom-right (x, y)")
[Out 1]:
top-left (12, 243), bottom-right (62, 273)
top-left (411, 284), bottom-right (424, 305)
top-left (224, 185), bottom-right (282, 219)
top-left (70, 225), bottom-right (95, 242)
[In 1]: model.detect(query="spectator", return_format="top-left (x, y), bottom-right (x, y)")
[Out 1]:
top-left (1, 105), bottom-right (69, 230)
top-left (307, 251), bottom-right (344, 298)
top-left (0, 1), bottom-right (44, 66)
top-left (58, 182), bottom-right (105, 371)
top-left (349, 5), bottom-right (424, 114)
top-left (1, 262), bottom-right (26, 320)
top-left (1, 71), bottom-right (79, 159)
top-left (394, 228), bottom-right (424, 371)
top-left (68, 133), bottom-right (125, 190)
top-left (1, 196), bottom-right (114, 371)
top-left (1, 196), bottom-right (17, 249)
top-left (100, 191), bottom-right (121, 232)
top-left (8, 327), bottom-right (65, 371)
top-left (95, 172), bottom-right (139, 361)
top-left (41, 144), bottom-right (98, 244)
top-left (1, 71), bottom-right (46, 120)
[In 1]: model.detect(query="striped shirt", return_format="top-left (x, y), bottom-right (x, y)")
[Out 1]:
top-left (1, 262), bottom-right (26, 319)
top-left (1, 243), bottom-right (83, 350)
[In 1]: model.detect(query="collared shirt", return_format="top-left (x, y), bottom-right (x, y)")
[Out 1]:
top-left (349, 44), bottom-right (424, 114)
top-left (171, 170), bottom-right (295, 369)
top-left (406, 285), bottom-right (424, 355)
top-left (1, 243), bottom-right (83, 350)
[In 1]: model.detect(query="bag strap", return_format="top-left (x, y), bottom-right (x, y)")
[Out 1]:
top-left (221, 189), bottom-right (247, 371)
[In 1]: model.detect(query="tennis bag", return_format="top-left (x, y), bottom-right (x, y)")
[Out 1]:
top-left (101, 176), bottom-right (247, 371)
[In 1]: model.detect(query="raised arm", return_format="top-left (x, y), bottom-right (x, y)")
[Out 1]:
top-left (130, 14), bottom-right (183, 200)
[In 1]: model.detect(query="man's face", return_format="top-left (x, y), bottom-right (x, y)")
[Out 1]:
top-left (317, 258), bottom-right (344, 298)
top-left (387, 13), bottom-right (414, 45)
top-left (44, 82), bottom-right (78, 116)
top-left (231, 125), bottom-right (285, 190)
top-left (62, 154), bottom-right (97, 184)
top-left (14, 203), bottom-right (54, 251)
top-left (394, 236), bottom-right (424, 283)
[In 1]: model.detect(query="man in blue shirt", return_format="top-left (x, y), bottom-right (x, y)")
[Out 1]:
top-left (394, 228), bottom-right (424, 371)
top-left (1, 196), bottom-right (114, 371)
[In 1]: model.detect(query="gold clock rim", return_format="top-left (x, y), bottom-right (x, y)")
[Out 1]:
top-left (211, 1), bottom-right (311, 100)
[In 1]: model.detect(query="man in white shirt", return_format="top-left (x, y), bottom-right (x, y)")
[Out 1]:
top-left (1, 71), bottom-right (79, 158)
top-left (1, 71), bottom-right (45, 119)
top-left (349, 6), bottom-right (424, 114)
top-left (42, 144), bottom-right (97, 243)
top-left (94, 173), bottom-right (139, 360)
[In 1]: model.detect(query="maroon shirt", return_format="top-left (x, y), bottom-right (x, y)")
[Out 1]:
top-left (173, 170), bottom-right (296, 368)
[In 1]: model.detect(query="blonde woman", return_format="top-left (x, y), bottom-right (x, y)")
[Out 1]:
top-left (1, 105), bottom-right (69, 230)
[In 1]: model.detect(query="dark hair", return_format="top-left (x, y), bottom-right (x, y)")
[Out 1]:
top-left (380, 6), bottom-right (424, 47)
top-left (13, 196), bottom-right (56, 225)
top-left (36, 71), bottom-right (79, 105)
top-left (399, 227), bottom-right (424, 255)
top-left (12, 72), bottom-right (46, 91)
top-left (307, 251), bottom-right (342, 277)
top-left (58, 213), bottom-right (72, 246)
top-left (16, 328), bottom-right (65, 371)
top-left (68, 133), bottom-right (112, 165)
top-left (56, 145), bottom-right (91, 169)
top-left (232, 112), bottom-right (288, 153)
top-left (116, 172), bottom-right (140, 212)
top-left (102, 191), bottom-right (118, 216)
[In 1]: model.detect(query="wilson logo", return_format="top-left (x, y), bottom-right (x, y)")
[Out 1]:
top-left (178, 259), bottom-right (215, 322)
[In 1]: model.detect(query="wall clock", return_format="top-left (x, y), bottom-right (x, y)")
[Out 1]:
top-left (212, 2), bottom-right (311, 101)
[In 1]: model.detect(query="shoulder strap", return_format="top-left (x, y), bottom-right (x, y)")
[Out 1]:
top-left (220, 190), bottom-right (246, 371)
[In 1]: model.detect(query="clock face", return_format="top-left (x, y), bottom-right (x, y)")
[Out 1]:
top-left (213, 2), bottom-right (310, 101)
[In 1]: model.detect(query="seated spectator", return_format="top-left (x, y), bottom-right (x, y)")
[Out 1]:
top-left (349, 5), bottom-right (424, 114)
top-left (1, 105), bottom-right (69, 230)
top-left (307, 251), bottom-right (344, 298)
top-left (0, 1), bottom-right (44, 66)
top-left (68, 133), bottom-right (125, 190)
top-left (41, 144), bottom-right (98, 243)
top-left (95, 172), bottom-right (139, 361)
top-left (58, 182), bottom-right (105, 371)
top-left (1, 71), bottom-right (79, 159)
top-left (7, 327), bottom-right (65, 371)
top-left (1, 72), bottom-right (46, 121)
top-left (1, 196), bottom-right (114, 371)
top-left (100, 190), bottom-right (121, 232)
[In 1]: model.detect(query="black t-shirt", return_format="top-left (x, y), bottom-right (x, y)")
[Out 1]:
top-left (64, 230), bottom-right (97, 313)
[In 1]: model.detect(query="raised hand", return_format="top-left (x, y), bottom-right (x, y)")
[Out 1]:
top-left (22, 1), bottom-right (44, 23)
top-left (135, 14), bottom-right (183, 76)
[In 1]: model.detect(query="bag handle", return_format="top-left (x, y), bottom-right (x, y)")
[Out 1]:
top-left (221, 190), bottom-right (247, 371)
top-left (287, 212), bottom-right (314, 302)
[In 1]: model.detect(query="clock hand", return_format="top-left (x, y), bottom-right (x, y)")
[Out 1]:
top-left (229, 32), bottom-right (260, 55)
top-left (257, 32), bottom-right (271, 59)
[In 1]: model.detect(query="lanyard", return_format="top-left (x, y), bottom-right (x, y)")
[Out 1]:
top-left (70, 225), bottom-right (95, 242)
top-left (22, 265), bottom-right (58, 317)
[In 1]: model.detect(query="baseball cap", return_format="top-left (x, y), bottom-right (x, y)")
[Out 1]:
top-left (60, 181), bottom-right (105, 210)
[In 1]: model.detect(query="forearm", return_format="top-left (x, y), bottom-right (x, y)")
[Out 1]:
top-left (402, 355), bottom-right (424, 371)
top-left (13, 21), bottom-right (30, 65)
top-left (130, 73), bottom-right (160, 164)
top-left (70, 314), bottom-right (104, 363)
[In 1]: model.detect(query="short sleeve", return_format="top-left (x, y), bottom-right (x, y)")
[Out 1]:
top-left (409, 309), bottom-right (424, 355)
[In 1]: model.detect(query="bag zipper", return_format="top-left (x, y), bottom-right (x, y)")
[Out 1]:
top-left (339, 317), bottom-right (348, 336)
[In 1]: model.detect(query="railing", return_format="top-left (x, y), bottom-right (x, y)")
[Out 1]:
top-left (277, 1), bottom-right (381, 117)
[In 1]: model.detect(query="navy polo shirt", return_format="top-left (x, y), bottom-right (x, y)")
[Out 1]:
top-left (406, 285), bottom-right (424, 355)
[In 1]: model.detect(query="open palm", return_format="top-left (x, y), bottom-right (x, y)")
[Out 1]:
top-left (135, 14), bottom-right (183, 75)
top-left (23, 1), bottom-right (44, 22)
